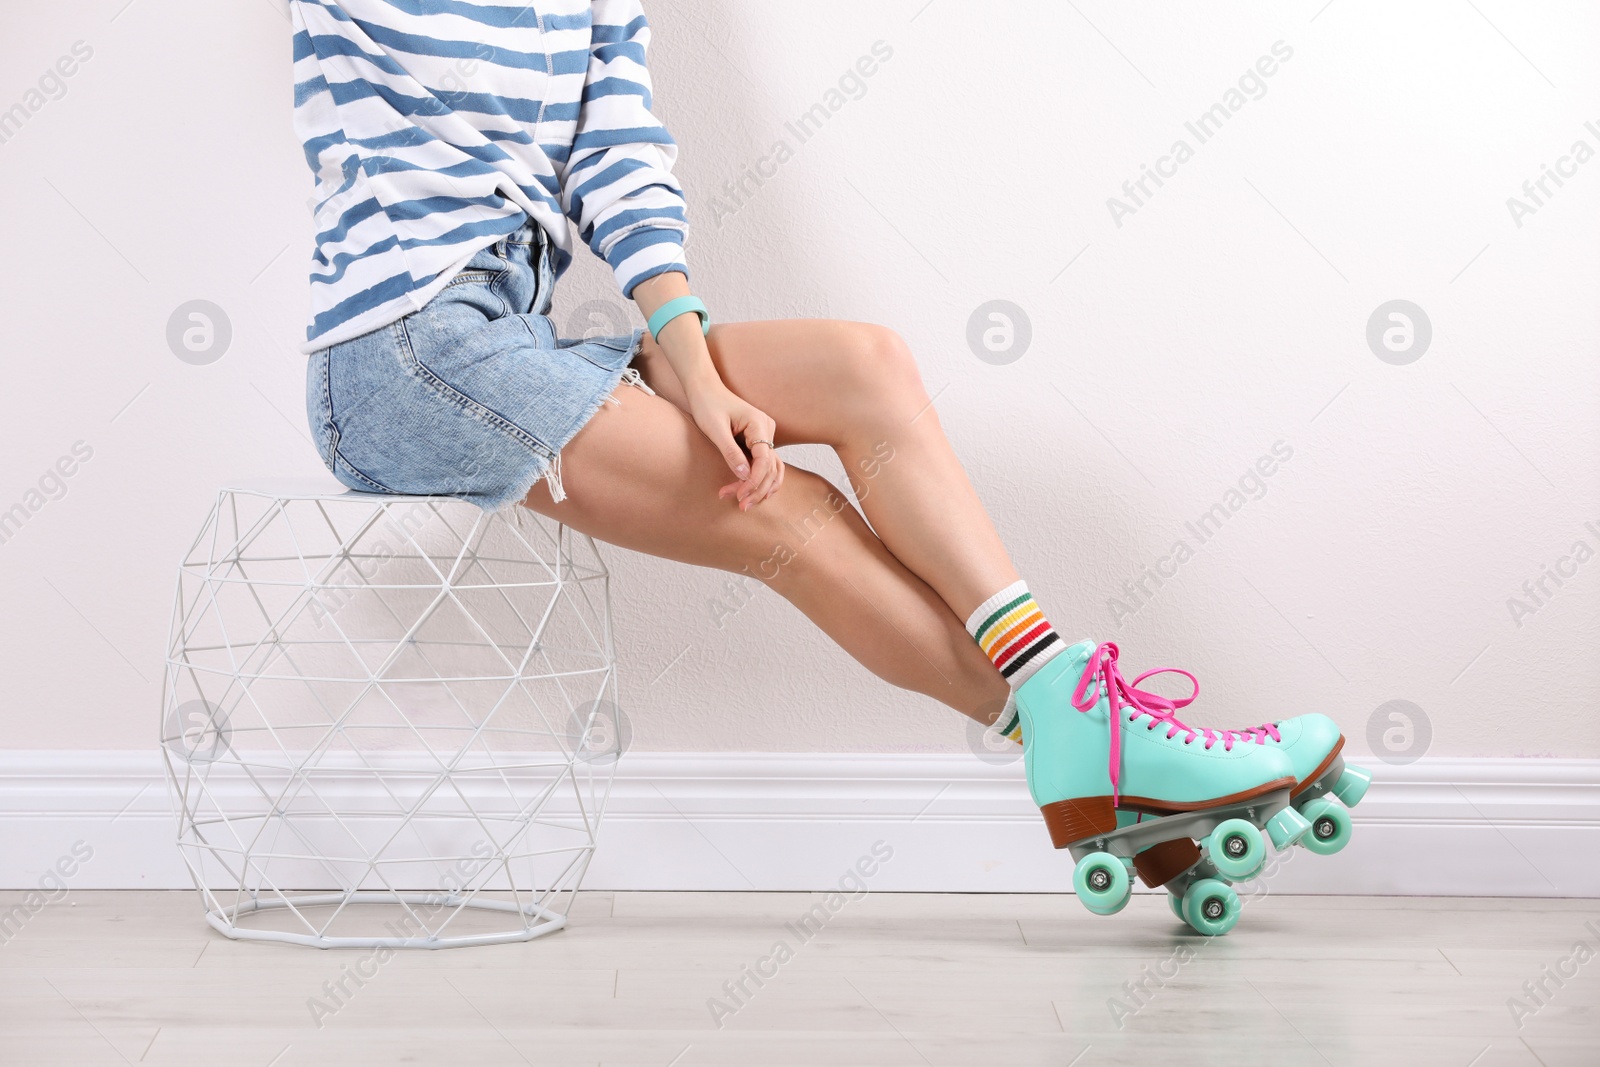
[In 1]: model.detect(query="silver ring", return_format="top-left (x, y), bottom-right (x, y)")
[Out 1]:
top-left (747, 439), bottom-right (775, 450)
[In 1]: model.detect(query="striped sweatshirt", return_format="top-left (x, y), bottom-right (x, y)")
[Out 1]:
top-left (290, 0), bottom-right (689, 353)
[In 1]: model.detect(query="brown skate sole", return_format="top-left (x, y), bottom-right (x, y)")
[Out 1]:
top-left (1038, 776), bottom-right (1297, 850)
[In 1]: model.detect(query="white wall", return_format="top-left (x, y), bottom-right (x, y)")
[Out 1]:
top-left (1, 0), bottom-right (1596, 761)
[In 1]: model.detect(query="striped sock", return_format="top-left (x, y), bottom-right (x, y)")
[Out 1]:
top-left (967, 581), bottom-right (1065, 743)
top-left (992, 691), bottom-right (1022, 745)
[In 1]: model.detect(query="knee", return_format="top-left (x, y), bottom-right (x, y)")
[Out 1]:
top-left (736, 468), bottom-right (855, 585)
top-left (834, 323), bottom-right (927, 420)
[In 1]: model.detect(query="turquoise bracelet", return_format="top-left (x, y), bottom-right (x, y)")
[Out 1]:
top-left (646, 295), bottom-right (710, 339)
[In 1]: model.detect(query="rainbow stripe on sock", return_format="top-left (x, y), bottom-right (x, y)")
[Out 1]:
top-left (972, 587), bottom-right (1060, 681)
top-left (966, 582), bottom-right (1065, 745)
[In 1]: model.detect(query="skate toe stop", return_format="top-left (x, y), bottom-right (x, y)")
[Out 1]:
top-left (1331, 764), bottom-right (1372, 808)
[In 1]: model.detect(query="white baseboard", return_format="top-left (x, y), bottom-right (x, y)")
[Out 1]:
top-left (2, 751), bottom-right (1597, 896)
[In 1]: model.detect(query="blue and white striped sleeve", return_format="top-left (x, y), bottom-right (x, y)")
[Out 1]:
top-left (560, 0), bottom-right (689, 298)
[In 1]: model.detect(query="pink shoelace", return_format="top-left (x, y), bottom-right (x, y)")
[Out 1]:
top-left (1068, 642), bottom-right (1281, 806)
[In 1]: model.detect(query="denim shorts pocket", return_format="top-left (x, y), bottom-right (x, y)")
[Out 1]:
top-left (433, 263), bottom-right (510, 322)
top-left (560, 328), bottom-right (642, 374)
top-left (394, 316), bottom-right (554, 461)
top-left (443, 269), bottom-right (501, 290)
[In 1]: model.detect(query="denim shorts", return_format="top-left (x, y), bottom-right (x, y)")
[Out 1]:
top-left (304, 218), bottom-right (645, 512)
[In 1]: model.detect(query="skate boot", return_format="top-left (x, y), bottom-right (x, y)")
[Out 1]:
top-left (1017, 640), bottom-right (1306, 935)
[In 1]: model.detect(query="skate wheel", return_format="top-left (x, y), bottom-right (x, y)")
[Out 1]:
top-left (1299, 796), bottom-right (1352, 856)
top-left (1181, 878), bottom-right (1240, 936)
top-left (1072, 851), bottom-right (1131, 916)
top-left (1168, 891), bottom-right (1185, 921)
top-left (1205, 818), bottom-right (1266, 880)
top-left (1266, 804), bottom-right (1312, 850)
top-left (1331, 764), bottom-right (1371, 808)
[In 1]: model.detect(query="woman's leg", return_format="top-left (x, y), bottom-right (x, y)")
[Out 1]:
top-left (521, 383), bottom-right (1010, 724)
top-left (633, 320), bottom-right (1022, 623)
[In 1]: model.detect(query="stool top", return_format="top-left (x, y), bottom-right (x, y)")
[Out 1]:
top-left (216, 475), bottom-right (464, 504)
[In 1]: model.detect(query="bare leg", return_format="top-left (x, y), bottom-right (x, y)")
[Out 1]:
top-left (634, 320), bottom-right (1022, 622)
top-left (522, 383), bottom-right (1009, 723)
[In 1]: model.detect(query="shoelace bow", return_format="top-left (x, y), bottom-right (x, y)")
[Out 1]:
top-left (1068, 642), bottom-right (1281, 805)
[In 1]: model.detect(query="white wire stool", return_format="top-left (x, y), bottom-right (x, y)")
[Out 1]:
top-left (160, 479), bottom-right (624, 949)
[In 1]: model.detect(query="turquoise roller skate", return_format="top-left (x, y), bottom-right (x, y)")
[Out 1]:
top-left (1016, 640), bottom-right (1305, 936)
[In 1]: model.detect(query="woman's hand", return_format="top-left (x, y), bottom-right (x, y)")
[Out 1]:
top-left (630, 271), bottom-right (784, 510)
top-left (686, 381), bottom-right (784, 510)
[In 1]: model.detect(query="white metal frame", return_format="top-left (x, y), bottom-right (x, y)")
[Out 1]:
top-left (159, 481), bottom-right (621, 948)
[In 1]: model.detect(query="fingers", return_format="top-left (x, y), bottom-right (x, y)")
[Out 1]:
top-left (748, 437), bottom-right (781, 508)
top-left (729, 412), bottom-right (778, 512)
top-left (739, 449), bottom-right (771, 510)
top-left (718, 454), bottom-right (783, 508)
top-left (717, 457), bottom-right (786, 509)
top-left (766, 457), bottom-right (786, 502)
top-left (705, 401), bottom-right (784, 511)
top-left (745, 447), bottom-right (777, 505)
top-left (704, 422), bottom-right (750, 483)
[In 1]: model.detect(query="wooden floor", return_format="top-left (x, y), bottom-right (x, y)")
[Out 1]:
top-left (0, 891), bottom-right (1595, 1066)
